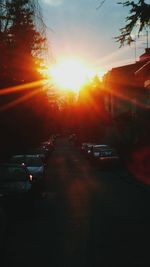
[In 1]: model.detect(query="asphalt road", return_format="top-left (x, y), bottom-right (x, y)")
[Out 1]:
top-left (2, 138), bottom-right (150, 267)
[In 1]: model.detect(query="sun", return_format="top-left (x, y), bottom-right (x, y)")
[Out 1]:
top-left (47, 58), bottom-right (95, 93)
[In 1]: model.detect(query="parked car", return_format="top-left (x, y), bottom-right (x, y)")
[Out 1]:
top-left (10, 155), bottom-right (45, 182)
top-left (90, 144), bottom-right (110, 158)
top-left (41, 140), bottom-right (55, 153)
top-left (0, 195), bottom-right (6, 249)
top-left (81, 143), bottom-right (88, 151)
top-left (81, 143), bottom-right (96, 156)
top-left (90, 144), bottom-right (120, 167)
top-left (34, 147), bottom-right (51, 162)
top-left (0, 163), bottom-right (33, 198)
top-left (28, 149), bottom-right (47, 163)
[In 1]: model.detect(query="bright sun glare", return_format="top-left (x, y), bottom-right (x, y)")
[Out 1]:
top-left (47, 58), bottom-right (95, 93)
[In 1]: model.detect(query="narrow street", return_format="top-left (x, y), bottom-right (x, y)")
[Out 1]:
top-left (2, 138), bottom-right (150, 267)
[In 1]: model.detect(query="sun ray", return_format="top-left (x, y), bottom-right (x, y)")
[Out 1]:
top-left (0, 81), bottom-right (48, 112)
top-left (105, 86), bottom-right (150, 111)
top-left (0, 80), bottom-right (46, 96)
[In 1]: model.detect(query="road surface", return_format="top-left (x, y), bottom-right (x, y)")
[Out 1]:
top-left (2, 138), bottom-right (150, 267)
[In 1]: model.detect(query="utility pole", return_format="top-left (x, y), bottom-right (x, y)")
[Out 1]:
top-left (131, 35), bottom-right (137, 62)
top-left (134, 37), bottom-right (137, 62)
top-left (146, 30), bottom-right (149, 48)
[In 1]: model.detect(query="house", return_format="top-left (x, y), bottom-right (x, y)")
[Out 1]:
top-left (103, 48), bottom-right (150, 119)
top-left (103, 48), bottom-right (150, 148)
top-left (135, 60), bottom-right (150, 105)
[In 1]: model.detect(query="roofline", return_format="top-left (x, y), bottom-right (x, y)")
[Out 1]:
top-left (135, 60), bottom-right (150, 75)
top-left (0, 163), bottom-right (26, 167)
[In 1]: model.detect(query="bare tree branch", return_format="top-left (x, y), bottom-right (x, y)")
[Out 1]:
top-left (96, 0), bottom-right (106, 10)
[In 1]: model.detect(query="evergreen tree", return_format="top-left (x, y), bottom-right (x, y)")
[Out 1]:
top-left (0, 0), bottom-right (46, 84)
top-left (116, 0), bottom-right (150, 46)
top-left (97, 1), bottom-right (150, 46)
top-left (0, 1), bottom-right (51, 155)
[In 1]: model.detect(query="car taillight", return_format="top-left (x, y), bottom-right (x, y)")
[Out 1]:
top-left (29, 174), bottom-right (33, 182)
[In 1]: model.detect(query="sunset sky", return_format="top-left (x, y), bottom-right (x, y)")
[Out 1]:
top-left (40, 0), bottom-right (150, 73)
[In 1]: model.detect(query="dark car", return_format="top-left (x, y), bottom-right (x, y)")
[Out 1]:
top-left (41, 140), bottom-right (55, 153)
top-left (0, 195), bottom-right (6, 249)
top-left (81, 142), bottom-right (88, 152)
top-left (10, 155), bottom-right (45, 182)
top-left (0, 164), bottom-right (33, 198)
top-left (31, 147), bottom-right (51, 163)
top-left (81, 143), bottom-right (96, 156)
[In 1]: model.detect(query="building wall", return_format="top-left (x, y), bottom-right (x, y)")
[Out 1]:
top-left (103, 58), bottom-right (150, 147)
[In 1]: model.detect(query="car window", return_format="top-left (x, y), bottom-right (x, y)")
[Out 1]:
top-left (93, 146), bottom-right (109, 152)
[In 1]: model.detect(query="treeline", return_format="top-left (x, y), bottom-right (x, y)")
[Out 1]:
top-left (0, 0), bottom-right (58, 159)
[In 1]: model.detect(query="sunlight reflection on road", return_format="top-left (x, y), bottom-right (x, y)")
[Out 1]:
top-left (63, 165), bottom-right (100, 267)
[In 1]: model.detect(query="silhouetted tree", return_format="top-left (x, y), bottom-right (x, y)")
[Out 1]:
top-left (0, 0), bottom-right (46, 84)
top-left (0, 1), bottom-right (53, 157)
top-left (116, 0), bottom-right (150, 46)
top-left (97, 0), bottom-right (150, 46)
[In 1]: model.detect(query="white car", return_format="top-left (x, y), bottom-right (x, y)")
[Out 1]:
top-left (91, 145), bottom-right (109, 158)
top-left (90, 144), bottom-right (120, 166)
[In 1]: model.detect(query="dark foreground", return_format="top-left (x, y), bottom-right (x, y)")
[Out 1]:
top-left (1, 138), bottom-right (150, 267)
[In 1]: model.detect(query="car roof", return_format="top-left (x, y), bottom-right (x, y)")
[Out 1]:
top-left (12, 154), bottom-right (41, 158)
top-left (0, 163), bottom-right (26, 168)
top-left (86, 143), bottom-right (95, 146)
top-left (11, 155), bottom-right (24, 158)
top-left (93, 144), bottom-right (109, 148)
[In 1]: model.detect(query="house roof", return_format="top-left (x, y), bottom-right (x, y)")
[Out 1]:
top-left (135, 60), bottom-right (150, 76)
top-left (139, 48), bottom-right (150, 62)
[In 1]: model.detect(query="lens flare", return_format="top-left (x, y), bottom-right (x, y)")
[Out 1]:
top-left (47, 58), bottom-right (95, 93)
